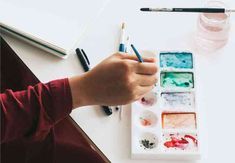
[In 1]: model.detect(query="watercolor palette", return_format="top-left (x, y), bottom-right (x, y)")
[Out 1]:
top-left (131, 51), bottom-right (200, 160)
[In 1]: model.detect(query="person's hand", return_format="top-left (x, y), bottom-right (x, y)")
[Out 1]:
top-left (69, 53), bottom-right (158, 108)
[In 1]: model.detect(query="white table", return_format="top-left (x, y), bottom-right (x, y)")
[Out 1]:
top-left (2, 0), bottom-right (235, 163)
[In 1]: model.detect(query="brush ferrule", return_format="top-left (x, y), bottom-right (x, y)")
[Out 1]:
top-left (151, 8), bottom-right (173, 12)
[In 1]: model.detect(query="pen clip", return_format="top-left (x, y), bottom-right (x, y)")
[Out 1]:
top-left (81, 49), bottom-right (90, 65)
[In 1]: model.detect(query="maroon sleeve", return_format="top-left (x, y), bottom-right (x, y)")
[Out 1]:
top-left (0, 78), bottom-right (73, 143)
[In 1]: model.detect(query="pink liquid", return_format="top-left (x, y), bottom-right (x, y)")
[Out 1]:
top-left (196, 12), bottom-right (230, 51)
top-left (202, 13), bottom-right (228, 31)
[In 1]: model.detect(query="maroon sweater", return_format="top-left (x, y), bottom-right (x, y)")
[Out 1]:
top-left (1, 79), bottom-right (72, 143)
top-left (0, 37), bottom-right (108, 163)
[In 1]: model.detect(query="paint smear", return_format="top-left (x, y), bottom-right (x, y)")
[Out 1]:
top-left (161, 92), bottom-right (194, 109)
top-left (140, 91), bottom-right (157, 107)
top-left (139, 110), bottom-right (158, 127)
top-left (160, 72), bottom-right (194, 89)
top-left (162, 112), bottom-right (196, 129)
top-left (140, 139), bottom-right (156, 149)
top-left (140, 118), bottom-right (152, 126)
top-left (162, 133), bottom-right (198, 151)
top-left (139, 132), bottom-right (158, 150)
top-left (160, 52), bottom-right (193, 69)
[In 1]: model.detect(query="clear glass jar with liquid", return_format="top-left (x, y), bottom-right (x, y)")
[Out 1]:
top-left (196, 1), bottom-right (231, 51)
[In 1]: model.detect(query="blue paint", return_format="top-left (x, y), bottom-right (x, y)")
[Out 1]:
top-left (160, 52), bottom-right (193, 69)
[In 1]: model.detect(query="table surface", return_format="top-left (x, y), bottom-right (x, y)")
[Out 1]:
top-left (2, 0), bottom-right (235, 163)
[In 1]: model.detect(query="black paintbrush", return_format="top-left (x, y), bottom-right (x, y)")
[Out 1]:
top-left (140, 8), bottom-right (235, 13)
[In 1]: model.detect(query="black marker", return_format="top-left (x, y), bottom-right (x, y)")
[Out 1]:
top-left (76, 48), bottom-right (113, 116)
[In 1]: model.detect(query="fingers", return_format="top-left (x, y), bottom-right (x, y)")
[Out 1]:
top-left (119, 53), bottom-right (156, 63)
top-left (135, 62), bottom-right (158, 75)
top-left (115, 53), bottom-right (158, 75)
top-left (135, 85), bottom-right (154, 99)
top-left (117, 53), bottom-right (158, 75)
top-left (135, 74), bottom-right (157, 86)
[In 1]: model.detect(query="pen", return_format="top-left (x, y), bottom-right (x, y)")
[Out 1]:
top-left (76, 48), bottom-right (113, 116)
top-left (140, 8), bottom-right (235, 13)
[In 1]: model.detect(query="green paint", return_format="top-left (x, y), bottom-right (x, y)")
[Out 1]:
top-left (160, 72), bottom-right (194, 88)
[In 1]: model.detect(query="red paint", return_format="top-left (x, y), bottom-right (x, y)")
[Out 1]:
top-left (164, 134), bottom-right (198, 149)
top-left (141, 97), bottom-right (146, 102)
top-left (184, 134), bottom-right (198, 145)
top-left (164, 136), bottom-right (189, 149)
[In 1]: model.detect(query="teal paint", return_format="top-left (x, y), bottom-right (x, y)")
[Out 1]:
top-left (160, 52), bottom-right (193, 69)
top-left (160, 72), bottom-right (194, 88)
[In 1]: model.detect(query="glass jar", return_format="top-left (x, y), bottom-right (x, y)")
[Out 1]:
top-left (195, 1), bottom-right (231, 51)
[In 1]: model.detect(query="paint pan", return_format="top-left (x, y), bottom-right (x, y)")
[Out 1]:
top-left (139, 132), bottom-right (158, 150)
top-left (139, 91), bottom-right (157, 107)
top-left (139, 110), bottom-right (158, 127)
top-left (160, 72), bottom-right (194, 89)
top-left (162, 112), bottom-right (197, 129)
top-left (162, 133), bottom-right (198, 151)
top-left (161, 92), bottom-right (195, 109)
top-left (160, 52), bottom-right (193, 69)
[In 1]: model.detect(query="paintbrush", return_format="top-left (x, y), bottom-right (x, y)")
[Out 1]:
top-left (140, 8), bottom-right (235, 13)
top-left (118, 22), bottom-right (127, 120)
top-left (119, 22), bottom-right (126, 52)
top-left (130, 44), bottom-right (144, 62)
top-left (131, 44), bottom-right (157, 87)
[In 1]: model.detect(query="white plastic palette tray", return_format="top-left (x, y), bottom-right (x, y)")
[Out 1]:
top-left (131, 51), bottom-right (201, 160)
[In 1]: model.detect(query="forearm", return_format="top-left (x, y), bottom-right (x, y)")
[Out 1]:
top-left (1, 78), bottom-right (72, 143)
top-left (68, 74), bottom-right (89, 108)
